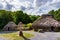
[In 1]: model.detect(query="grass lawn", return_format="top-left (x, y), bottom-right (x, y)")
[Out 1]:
top-left (0, 31), bottom-right (34, 40)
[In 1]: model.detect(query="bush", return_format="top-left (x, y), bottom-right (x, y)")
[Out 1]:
top-left (22, 23), bottom-right (32, 29)
top-left (27, 23), bottom-right (32, 29)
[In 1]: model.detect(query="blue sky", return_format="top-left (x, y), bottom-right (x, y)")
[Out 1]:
top-left (0, 0), bottom-right (60, 15)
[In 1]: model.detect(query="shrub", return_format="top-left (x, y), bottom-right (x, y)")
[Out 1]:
top-left (27, 23), bottom-right (32, 29)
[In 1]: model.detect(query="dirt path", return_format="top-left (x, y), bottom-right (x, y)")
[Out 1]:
top-left (24, 31), bottom-right (60, 40)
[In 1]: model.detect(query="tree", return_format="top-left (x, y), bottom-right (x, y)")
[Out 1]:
top-left (48, 9), bottom-right (60, 21)
top-left (15, 11), bottom-right (32, 24)
top-left (30, 15), bottom-right (40, 22)
top-left (0, 10), bottom-right (13, 29)
top-left (0, 10), bottom-right (40, 29)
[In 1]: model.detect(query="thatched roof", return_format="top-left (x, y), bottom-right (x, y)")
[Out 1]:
top-left (18, 22), bottom-right (23, 26)
top-left (32, 14), bottom-right (60, 28)
top-left (17, 22), bottom-right (23, 30)
top-left (2, 21), bottom-right (17, 31)
top-left (5, 21), bottom-right (16, 27)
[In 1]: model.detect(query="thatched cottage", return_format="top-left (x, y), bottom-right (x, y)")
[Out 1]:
top-left (32, 14), bottom-right (60, 31)
top-left (2, 21), bottom-right (17, 31)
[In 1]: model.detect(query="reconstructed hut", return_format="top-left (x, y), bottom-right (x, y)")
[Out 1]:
top-left (32, 14), bottom-right (60, 31)
top-left (18, 22), bottom-right (23, 31)
top-left (2, 21), bottom-right (17, 31)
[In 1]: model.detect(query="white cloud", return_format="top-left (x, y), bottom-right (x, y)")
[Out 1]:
top-left (0, 0), bottom-right (60, 15)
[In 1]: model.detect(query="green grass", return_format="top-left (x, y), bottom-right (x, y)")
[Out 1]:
top-left (0, 31), bottom-right (34, 40)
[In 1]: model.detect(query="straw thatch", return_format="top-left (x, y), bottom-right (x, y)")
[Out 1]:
top-left (17, 22), bottom-right (23, 31)
top-left (2, 21), bottom-right (17, 31)
top-left (32, 14), bottom-right (60, 31)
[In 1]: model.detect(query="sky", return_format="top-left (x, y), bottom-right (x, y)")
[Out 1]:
top-left (0, 0), bottom-right (60, 15)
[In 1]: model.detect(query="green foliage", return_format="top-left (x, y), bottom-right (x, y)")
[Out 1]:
top-left (30, 15), bottom-right (40, 22)
top-left (0, 10), bottom-right (39, 29)
top-left (22, 23), bottom-right (32, 29)
top-left (15, 11), bottom-right (32, 24)
top-left (27, 23), bottom-right (32, 28)
top-left (48, 9), bottom-right (60, 21)
top-left (0, 11), bottom-right (13, 29)
top-left (49, 10), bottom-right (55, 15)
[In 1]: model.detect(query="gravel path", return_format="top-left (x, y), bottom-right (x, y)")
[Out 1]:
top-left (24, 31), bottom-right (60, 40)
top-left (0, 31), bottom-right (60, 40)
top-left (0, 37), bottom-right (8, 40)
